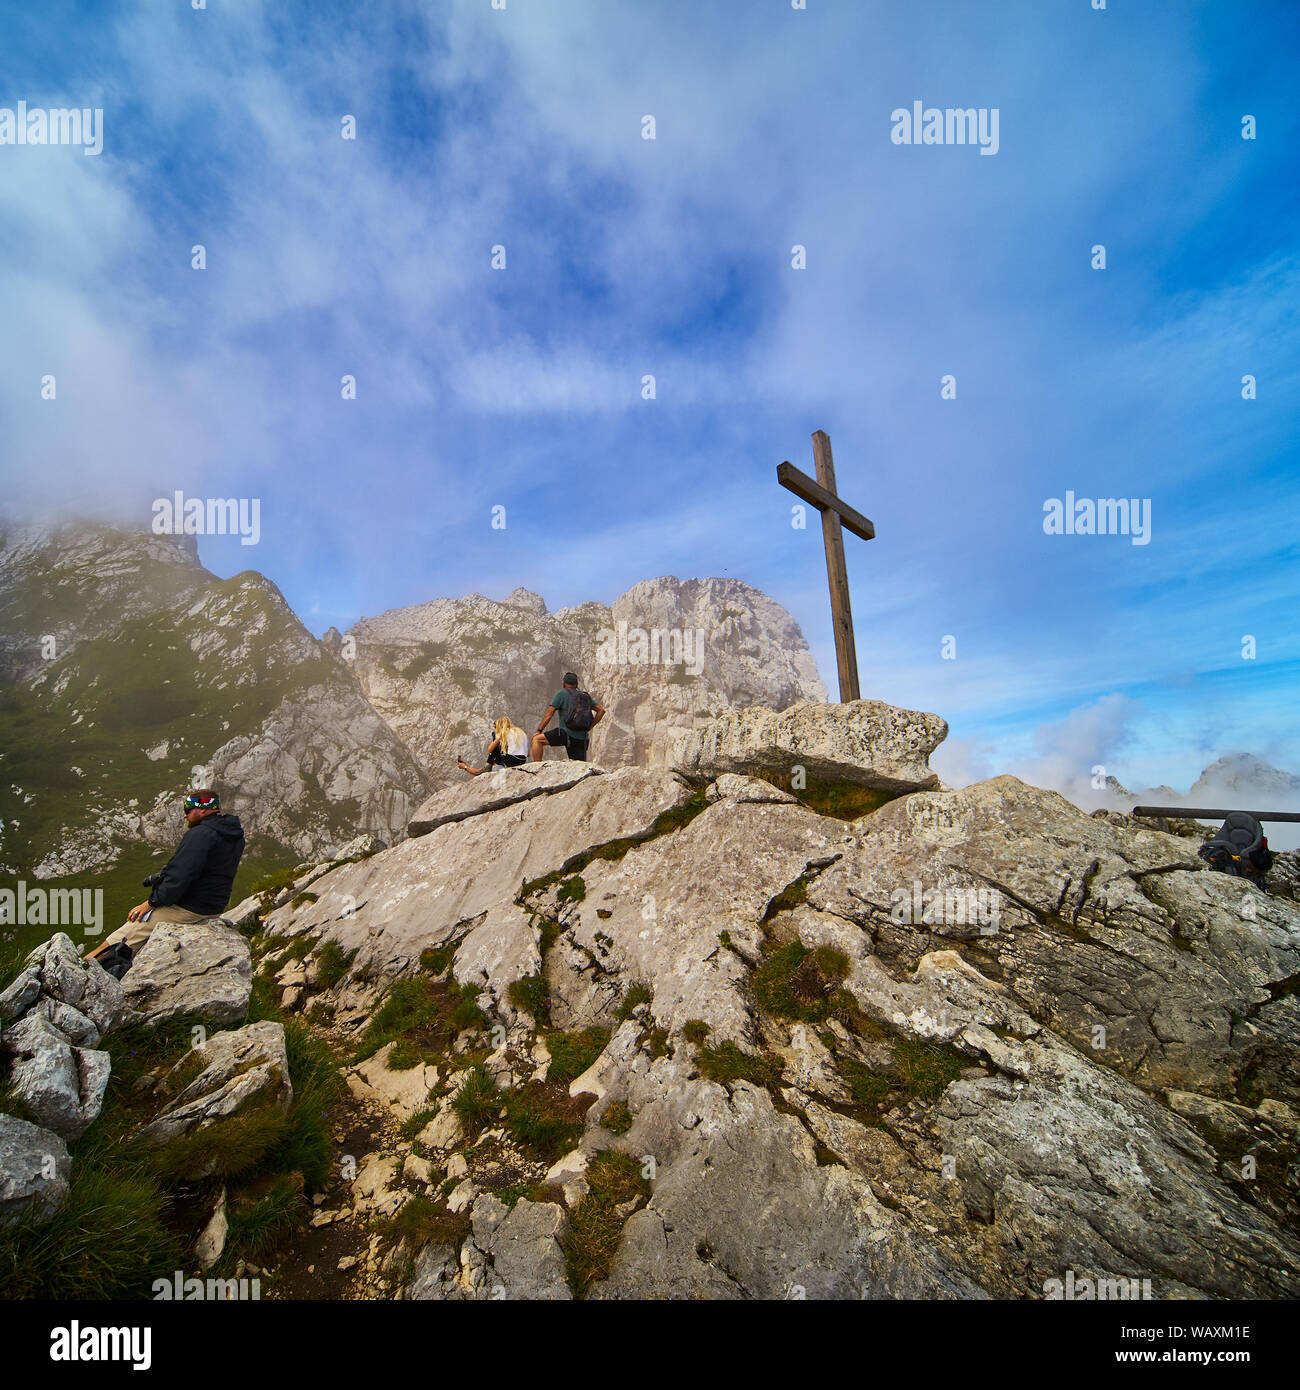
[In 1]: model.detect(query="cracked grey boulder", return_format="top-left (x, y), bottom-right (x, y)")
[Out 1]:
top-left (933, 1027), bottom-right (1300, 1299)
top-left (407, 1194), bottom-right (571, 1300)
top-left (120, 920), bottom-right (252, 1029)
top-left (452, 905), bottom-right (542, 1027)
top-left (806, 775), bottom-right (1300, 1100)
top-left (139, 1021), bottom-right (292, 1169)
top-left (0, 934), bottom-right (123, 1038)
top-left (0, 966), bottom-right (41, 1023)
top-left (591, 1065), bottom-right (983, 1300)
top-left (545, 796), bottom-right (850, 1038)
top-left (0, 1011), bottom-right (110, 1140)
top-left (262, 766), bottom-right (694, 988)
top-left (0, 1113), bottom-right (71, 1225)
top-left (470, 1194), bottom-right (571, 1300)
top-left (409, 762), bottom-right (603, 836)
top-left (667, 698), bottom-right (947, 792)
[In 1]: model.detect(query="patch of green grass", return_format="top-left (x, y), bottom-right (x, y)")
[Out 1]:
top-left (495, 1180), bottom-right (566, 1210)
top-left (263, 934), bottom-right (312, 972)
top-left (615, 980), bottom-right (653, 1022)
top-left (893, 1036), bottom-right (967, 1103)
top-left (218, 1174), bottom-right (307, 1268)
top-left (508, 973), bottom-right (550, 1023)
top-left (681, 1019), bottom-right (711, 1045)
top-left (0, 1161), bottom-right (182, 1299)
top-left (353, 975), bottom-right (455, 1065)
top-left (695, 1040), bottom-right (780, 1090)
top-left (262, 1021), bottom-right (344, 1192)
top-left (834, 1038), bottom-right (967, 1122)
top-left (399, 1107), bottom-right (440, 1141)
top-left (837, 1056), bottom-right (895, 1114)
top-left (545, 1027), bottom-right (610, 1087)
top-left (503, 1082), bottom-right (588, 1159)
top-left (601, 1100), bottom-right (633, 1135)
top-left (751, 770), bottom-right (904, 821)
top-left (450, 983), bottom-right (487, 1032)
top-left (252, 866), bottom-right (300, 899)
top-left (247, 972), bottom-right (283, 1024)
top-left (162, 1047), bottom-right (209, 1097)
top-left (377, 1194), bottom-right (470, 1254)
top-left (419, 940), bottom-right (460, 976)
top-left (450, 1065), bottom-right (501, 1136)
top-left (753, 940), bottom-right (850, 1024)
top-left (563, 1149), bottom-right (651, 1296)
top-left (645, 1028), bottom-right (669, 1060)
top-left (536, 915), bottom-right (565, 955)
top-left (148, 1094), bottom-right (292, 1184)
top-left (762, 874), bottom-right (812, 921)
top-left (313, 940), bottom-right (356, 989)
top-left (289, 890), bottom-right (318, 908)
top-left (556, 875), bottom-right (586, 905)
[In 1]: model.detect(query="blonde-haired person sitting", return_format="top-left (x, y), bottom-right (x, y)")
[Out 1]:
top-left (458, 717), bottom-right (529, 776)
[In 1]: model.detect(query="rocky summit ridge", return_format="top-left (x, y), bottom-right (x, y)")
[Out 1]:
top-left (5, 699), bottom-right (1296, 1302)
top-left (0, 523), bottom-right (825, 885)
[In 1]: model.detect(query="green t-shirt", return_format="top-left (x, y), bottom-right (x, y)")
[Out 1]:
top-left (551, 688), bottom-right (595, 740)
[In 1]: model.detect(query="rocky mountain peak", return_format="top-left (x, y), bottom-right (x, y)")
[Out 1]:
top-left (503, 587), bottom-right (547, 614)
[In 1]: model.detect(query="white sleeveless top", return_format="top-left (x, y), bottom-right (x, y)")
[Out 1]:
top-left (505, 727), bottom-right (528, 757)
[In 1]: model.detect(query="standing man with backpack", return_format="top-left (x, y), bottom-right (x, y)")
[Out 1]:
top-left (531, 672), bottom-right (605, 763)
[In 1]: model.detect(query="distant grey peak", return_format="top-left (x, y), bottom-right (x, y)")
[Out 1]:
top-left (1190, 754), bottom-right (1300, 800)
top-left (503, 587), bottom-right (547, 614)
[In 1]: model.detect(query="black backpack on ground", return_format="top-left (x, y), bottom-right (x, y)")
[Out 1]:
top-left (566, 690), bottom-right (596, 734)
top-left (94, 941), bottom-right (134, 981)
top-left (1198, 812), bottom-right (1273, 887)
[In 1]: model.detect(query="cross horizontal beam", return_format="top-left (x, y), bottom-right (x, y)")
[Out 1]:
top-left (1132, 806), bottom-right (1300, 823)
top-left (776, 461), bottom-right (876, 542)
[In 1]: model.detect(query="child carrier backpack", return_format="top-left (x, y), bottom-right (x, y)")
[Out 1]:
top-left (566, 690), bottom-right (595, 734)
top-left (1198, 812), bottom-right (1273, 887)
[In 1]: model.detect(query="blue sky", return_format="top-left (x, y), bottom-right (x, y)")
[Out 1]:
top-left (2, 0), bottom-right (1298, 807)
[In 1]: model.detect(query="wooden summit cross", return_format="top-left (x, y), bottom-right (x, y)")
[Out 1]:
top-left (777, 430), bottom-right (875, 703)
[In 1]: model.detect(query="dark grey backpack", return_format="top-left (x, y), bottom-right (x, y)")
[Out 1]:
top-left (566, 690), bottom-right (595, 733)
top-left (94, 941), bottom-right (134, 980)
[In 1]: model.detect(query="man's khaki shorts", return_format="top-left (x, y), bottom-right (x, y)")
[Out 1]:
top-left (92, 904), bottom-right (207, 956)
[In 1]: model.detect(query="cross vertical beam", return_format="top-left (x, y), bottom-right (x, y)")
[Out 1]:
top-left (777, 430), bottom-right (874, 704)
top-left (811, 431), bottom-right (860, 702)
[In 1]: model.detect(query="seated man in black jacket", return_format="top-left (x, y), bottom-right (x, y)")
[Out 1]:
top-left (86, 789), bottom-right (245, 972)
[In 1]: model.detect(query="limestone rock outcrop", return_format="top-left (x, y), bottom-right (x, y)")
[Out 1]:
top-left (139, 1020), bottom-right (292, 1167)
top-left (120, 919), bottom-right (252, 1029)
top-left (665, 698), bottom-right (947, 792)
top-left (0, 1113), bottom-right (71, 1226)
top-left (251, 709), bottom-right (1300, 1300)
top-left (0, 934), bottom-right (120, 1140)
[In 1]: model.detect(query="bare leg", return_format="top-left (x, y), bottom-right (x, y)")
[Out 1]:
top-left (530, 733), bottom-right (547, 762)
